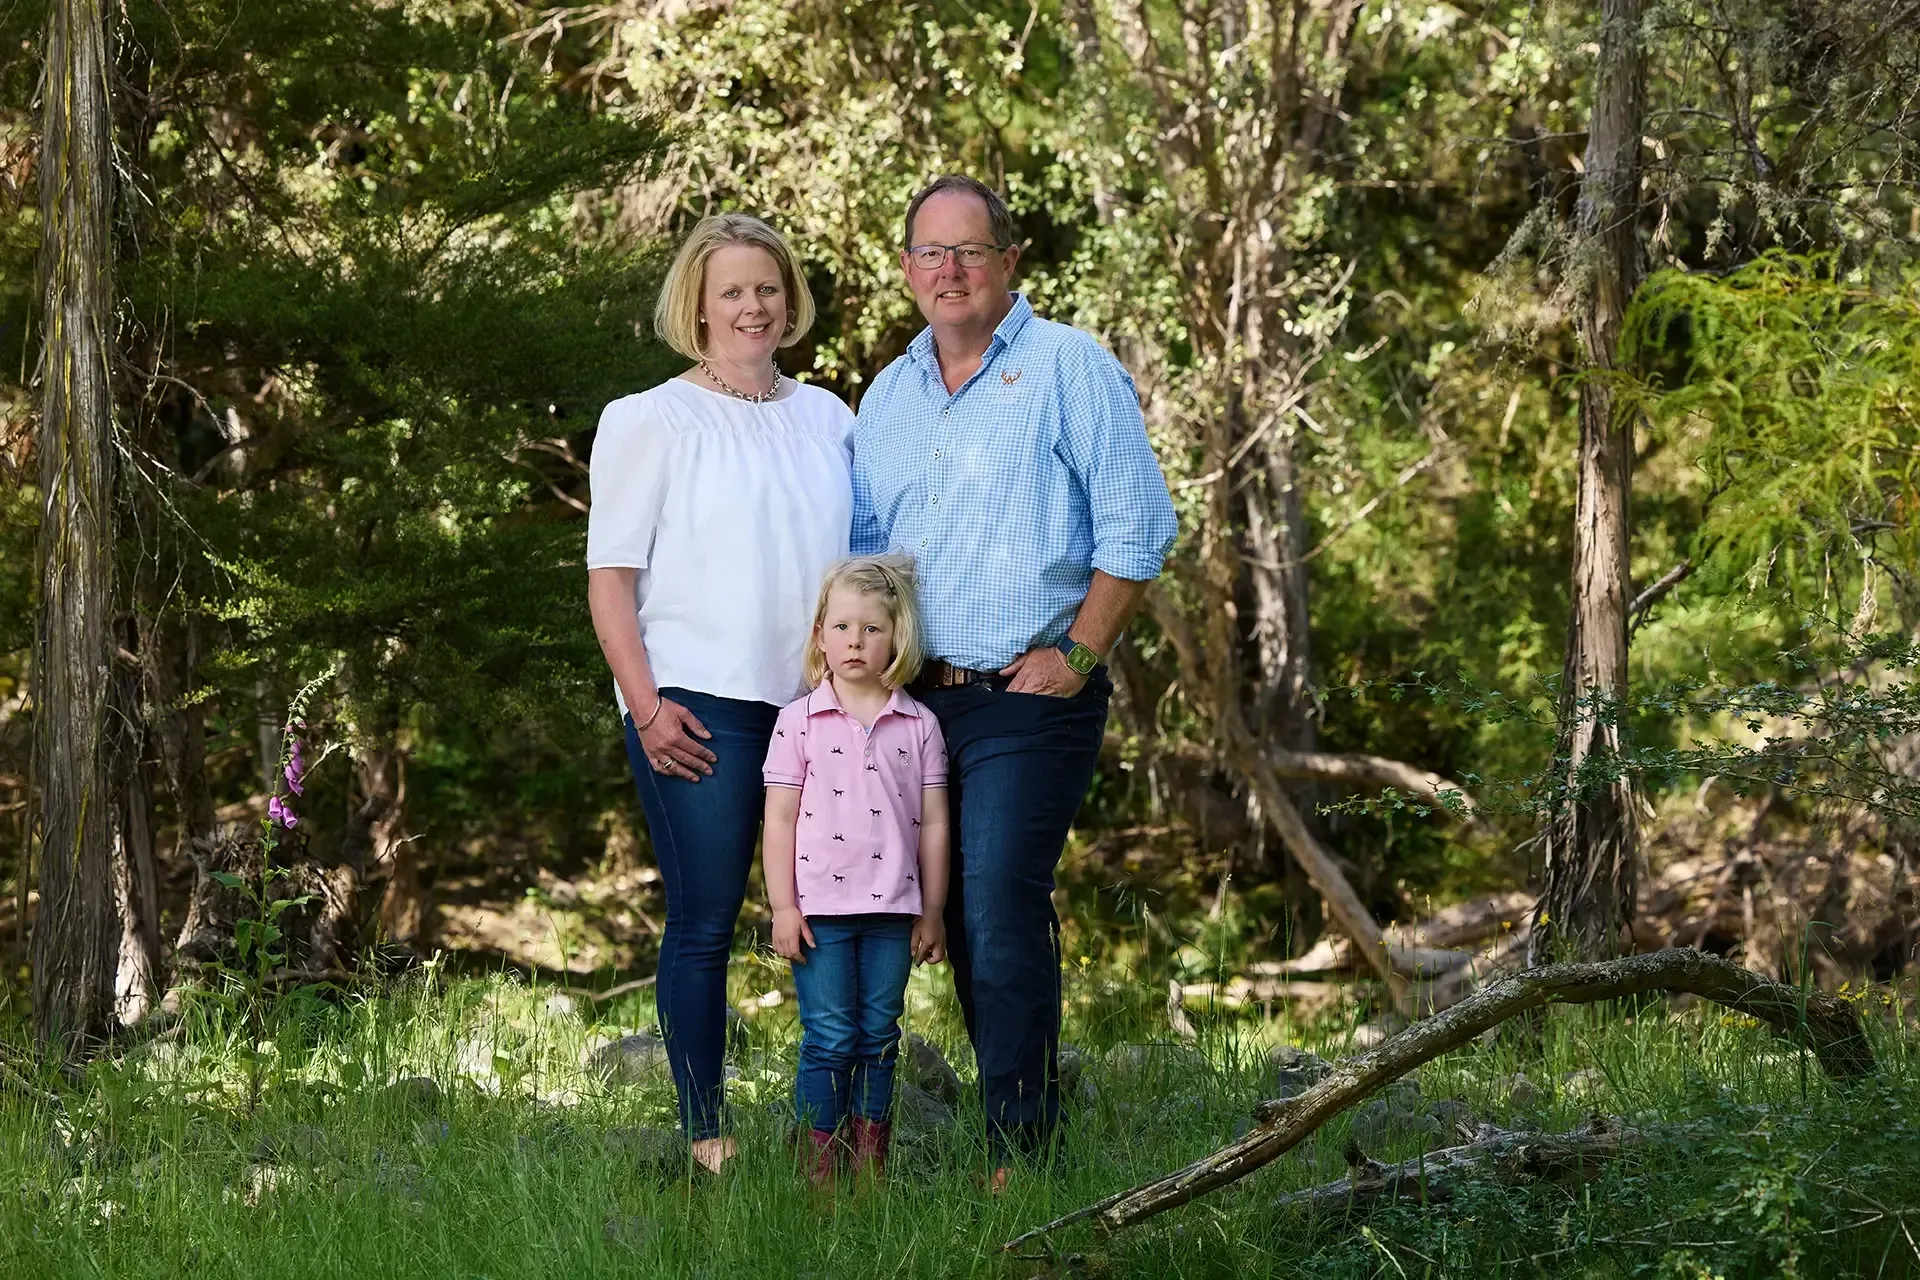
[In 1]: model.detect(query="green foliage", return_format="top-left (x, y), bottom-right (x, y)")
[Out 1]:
top-left (1627, 253), bottom-right (1920, 610)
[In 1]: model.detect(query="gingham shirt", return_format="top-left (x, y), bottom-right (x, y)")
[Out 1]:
top-left (851, 295), bottom-right (1178, 672)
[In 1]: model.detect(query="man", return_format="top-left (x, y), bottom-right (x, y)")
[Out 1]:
top-left (852, 175), bottom-right (1178, 1177)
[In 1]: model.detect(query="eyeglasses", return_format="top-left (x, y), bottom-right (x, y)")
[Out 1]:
top-left (906, 242), bottom-right (1009, 271)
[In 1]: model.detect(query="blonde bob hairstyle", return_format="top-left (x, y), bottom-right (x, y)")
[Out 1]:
top-left (653, 214), bottom-right (816, 361)
top-left (803, 554), bottom-right (925, 691)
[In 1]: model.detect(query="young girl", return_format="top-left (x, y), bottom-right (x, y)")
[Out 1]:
top-left (761, 554), bottom-right (951, 1185)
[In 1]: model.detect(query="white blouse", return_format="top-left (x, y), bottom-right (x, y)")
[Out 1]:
top-left (587, 377), bottom-right (855, 712)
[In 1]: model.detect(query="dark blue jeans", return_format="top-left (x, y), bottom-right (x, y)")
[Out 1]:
top-left (916, 669), bottom-right (1111, 1160)
top-left (789, 913), bottom-right (914, 1132)
top-left (623, 688), bottom-right (779, 1141)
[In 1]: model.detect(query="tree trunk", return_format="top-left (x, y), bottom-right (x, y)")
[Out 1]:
top-left (30, 0), bottom-right (120, 1058)
top-left (110, 625), bottom-right (160, 1025)
top-left (1531, 0), bottom-right (1646, 964)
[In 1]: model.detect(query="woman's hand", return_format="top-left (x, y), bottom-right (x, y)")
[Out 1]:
top-left (911, 914), bottom-right (947, 966)
top-left (773, 906), bottom-right (815, 963)
top-left (637, 696), bottom-right (717, 780)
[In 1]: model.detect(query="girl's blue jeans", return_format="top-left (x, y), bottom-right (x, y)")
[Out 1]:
top-left (790, 913), bottom-right (914, 1132)
top-left (623, 688), bottom-right (778, 1142)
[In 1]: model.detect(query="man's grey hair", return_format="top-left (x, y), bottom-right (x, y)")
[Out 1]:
top-left (903, 175), bottom-right (1016, 249)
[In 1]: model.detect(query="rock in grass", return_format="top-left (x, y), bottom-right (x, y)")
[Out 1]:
top-left (899, 1033), bottom-right (963, 1107)
top-left (1560, 1067), bottom-right (1606, 1101)
top-left (381, 1075), bottom-right (444, 1114)
top-left (542, 993), bottom-right (578, 1020)
top-left (585, 1033), bottom-right (670, 1084)
top-left (1269, 1045), bottom-right (1333, 1099)
top-left (1057, 1043), bottom-right (1088, 1099)
top-left (1103, 1042), bottom-right (1206, 1083)
top-left (251, 1124), bottom-right (329, 1165)
top-left (891, 1081), bottom-right (956, 1138)
top-left (1501, 1072), bottom-right (1542, 1111)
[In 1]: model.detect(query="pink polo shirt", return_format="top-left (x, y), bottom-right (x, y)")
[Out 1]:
top-left (763, 681), bottom-right (947, 917)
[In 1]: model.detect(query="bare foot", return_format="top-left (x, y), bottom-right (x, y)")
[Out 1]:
top-left (690, 1135), bottom-right (737, 1175)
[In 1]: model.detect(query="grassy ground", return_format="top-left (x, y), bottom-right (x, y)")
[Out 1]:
top-left (2, 953), bottom-right (1918, 1279)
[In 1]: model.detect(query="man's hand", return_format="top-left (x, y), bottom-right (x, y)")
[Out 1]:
top-left (772, 906), bottom-right (815, 964)
top-left (999, 645), bottom-right (1088, 697)
top-left (911, 913), bottom-right (947, 965)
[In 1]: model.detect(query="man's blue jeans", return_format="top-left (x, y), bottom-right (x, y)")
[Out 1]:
top-left (916, 669), bottom-right (1111, 1160)
top-left (789, 913), bottom-right (914, 1132)
top-left (623, 688), bottom-right (778, 1141)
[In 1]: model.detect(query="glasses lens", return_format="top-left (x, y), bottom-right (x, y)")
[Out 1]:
top-left (912, 247), bottom-right (945, 269)
top-left (956, 246), bottom-right (991, 268)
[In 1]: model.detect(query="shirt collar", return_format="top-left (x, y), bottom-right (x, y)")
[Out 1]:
top-left (805, 680), bottom-right (921, 720)
top-left (907, 292), bottom-right (1034, 373)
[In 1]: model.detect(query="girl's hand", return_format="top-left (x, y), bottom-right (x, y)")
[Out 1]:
top-left (911, 914), bottom-right (946, 966)
top-left (773, 906), bottom-right (815, 963)
top-left (638, 697), bottom-right (716, 780)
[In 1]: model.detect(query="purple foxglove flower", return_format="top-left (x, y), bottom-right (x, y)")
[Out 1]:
top-left (284, 739), bottom-right (306, 795)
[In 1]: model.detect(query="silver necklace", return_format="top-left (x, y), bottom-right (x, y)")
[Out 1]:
top-left (699, 360), bottom-right (783, 404)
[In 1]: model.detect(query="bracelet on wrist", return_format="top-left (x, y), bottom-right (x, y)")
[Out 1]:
top-left (636, 694), bottom-right (664, 731)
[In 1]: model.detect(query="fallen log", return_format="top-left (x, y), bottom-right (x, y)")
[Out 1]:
top-left (1274, 1116), bottom-right (1644, 1216)
top-left (1001, 949), bottom-right (1872, 1251)
top-left (1387, 891), bottom-right (1534, 951)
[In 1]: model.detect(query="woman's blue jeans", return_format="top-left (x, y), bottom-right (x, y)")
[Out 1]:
top-left (623, 687), bottom-right (778, 1141)
top-left (790, 913), bottom-right (913, 1133)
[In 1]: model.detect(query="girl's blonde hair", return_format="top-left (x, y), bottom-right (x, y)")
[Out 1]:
top-left (803, 554), bottom-right (925, 690)
top-left (653, 214), bottom-right (816, 360)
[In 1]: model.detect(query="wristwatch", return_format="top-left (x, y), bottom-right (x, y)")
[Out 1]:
top-left (1055, 635), bottom-right (1099, 675)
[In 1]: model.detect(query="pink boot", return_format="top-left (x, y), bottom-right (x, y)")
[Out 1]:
top-left (847, 1115), bottom-right (892, 1181)
top-left (802, 1127), bottom-right (839, 1188)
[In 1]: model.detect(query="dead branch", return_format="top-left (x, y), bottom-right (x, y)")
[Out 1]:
top-left (1628, 560), bottom-right (1693, 633)
top-left (1387, 892), bottom-right (1535, 951)
top-left (561, 974), bottom-right (658, 1003)
top-left (1240, 746), bottom-right (1411, 1006)
top-left (1001, 949), bottom-right (1872, 1250)
top-left (1274, 1116), bottom-right (1645, 1215)
top-left (1268, 748), bottom-right (1479, 816)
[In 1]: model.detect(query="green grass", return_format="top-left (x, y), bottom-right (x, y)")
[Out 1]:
top-left (2, 959), bottom-right (1918, 1279)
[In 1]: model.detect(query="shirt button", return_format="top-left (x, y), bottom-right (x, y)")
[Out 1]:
top-left (933, 448), bottom-right (941, 458)
top-left (920, 538), bottom-right (929, 548)
top-left (941, 407), bottom-right (950, 418)
top-left (930, 495), bottom-right (939, 505)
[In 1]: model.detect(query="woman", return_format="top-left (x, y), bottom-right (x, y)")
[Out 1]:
top-left (587, 214), bottom-right (854, 1174)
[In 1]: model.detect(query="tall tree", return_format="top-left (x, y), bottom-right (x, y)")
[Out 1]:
top-left (1531, 0), bottom-right (1647, 964)
top-left (31, 0), bottom-right (120, 1054)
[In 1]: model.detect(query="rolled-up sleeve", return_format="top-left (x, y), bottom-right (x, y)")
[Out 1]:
top-left (1057, 344), bottom-right (1179, 582)
top-left (585, 396), bottom-right (674, 571)
top-left (762, 704), bottom-right (808, 788)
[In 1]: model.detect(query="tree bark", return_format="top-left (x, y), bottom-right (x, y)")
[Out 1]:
top-left (1532, 0), bottom-right (1646, 965)
top-left (110, 627), bottom-right (160, 1026)
top-left (30, 0), bottom-right (121, 1059)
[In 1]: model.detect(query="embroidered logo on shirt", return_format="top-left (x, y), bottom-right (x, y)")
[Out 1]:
top-left (1001, 369), bottom-right (1022, 385)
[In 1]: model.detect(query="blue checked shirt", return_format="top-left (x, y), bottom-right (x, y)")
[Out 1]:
top-left (852, 294), bottom-right (1178, 672)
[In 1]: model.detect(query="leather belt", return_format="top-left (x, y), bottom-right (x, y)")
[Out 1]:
top-left (916, 659), bottom-right (999, 689)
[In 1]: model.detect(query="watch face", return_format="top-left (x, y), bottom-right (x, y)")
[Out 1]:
top-left (1067, 644), bottom-right (1097, 674)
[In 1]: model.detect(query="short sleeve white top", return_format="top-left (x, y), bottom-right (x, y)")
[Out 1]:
top-left (586, 377), bottom-right (855, 711)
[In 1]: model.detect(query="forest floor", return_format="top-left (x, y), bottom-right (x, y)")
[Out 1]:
top-left (2, 955), bottom-right (1919, 1279)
